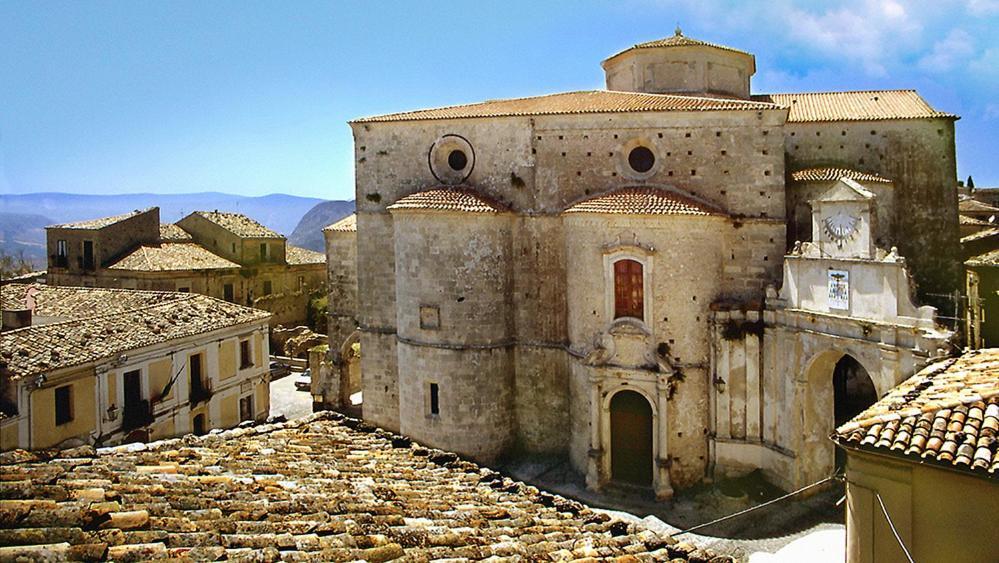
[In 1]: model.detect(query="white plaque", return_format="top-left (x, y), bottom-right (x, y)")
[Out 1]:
top-left (828, 270), bottom-right (849, 310)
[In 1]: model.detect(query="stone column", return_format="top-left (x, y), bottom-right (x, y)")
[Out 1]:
top-left (585, 376), bottom-right (603, 491)
top-left (655, 378), bottom-right (674, 500)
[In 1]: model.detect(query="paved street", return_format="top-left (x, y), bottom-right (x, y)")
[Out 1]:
top-left (269, 371), bottom-right (313, 421)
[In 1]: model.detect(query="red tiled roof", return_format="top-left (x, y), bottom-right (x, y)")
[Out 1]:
top-left (324, 213), bottom-right (357, 233)
top-left (790, 167), bottom-right (891, 184)
top-left (285, 245), bottom-right (325, 265)
top-left (959, 198), bottom-right (999, 214)
top-left (753, 90), bottom-right (956, 123)
top-left (352, 90), bottom-right (781, 123)
top-left (563, 187), bottom-right (724, 217)
top-left (387, 188), bottom-right (510, 214)
top-left (48, 208), bottom-right (154, 230)
top-left (108, 243), bottom-right (239, 271)
top-left (604, 31), bottom-right (753, 63)
top-left (834, 350), bottom-right (999, 476)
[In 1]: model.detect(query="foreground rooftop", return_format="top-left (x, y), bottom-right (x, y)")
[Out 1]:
top-left (0, 412), bottom-right (726, 561)
top-left (834, 349), bottom-right (999, 476)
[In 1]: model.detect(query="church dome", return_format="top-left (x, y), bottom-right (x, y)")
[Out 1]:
top-left (602, 28), bottom-right (756, 99)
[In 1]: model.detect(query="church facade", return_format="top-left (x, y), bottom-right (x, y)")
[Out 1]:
top-left (329, 31), bottom-right (958, 496)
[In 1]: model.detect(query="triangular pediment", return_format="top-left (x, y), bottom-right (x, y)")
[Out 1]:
top-left (814, 177), bottom-right (876, 204)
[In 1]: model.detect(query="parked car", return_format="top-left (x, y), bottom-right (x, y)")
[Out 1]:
top-left (269, 360), bottom-right (291, 380)
top-left (295, 369), bottom-right (312, 391)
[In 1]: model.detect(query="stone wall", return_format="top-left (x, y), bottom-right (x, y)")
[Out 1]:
top-left (783, 118), bottom-right (960, 301)
top-left (46, 208), bottom-right (160, 276)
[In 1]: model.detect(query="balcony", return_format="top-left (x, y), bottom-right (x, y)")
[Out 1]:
top-left (121, 399), bottom-right (154, 433)
top-left (50, 255), bottom-right (68, 268)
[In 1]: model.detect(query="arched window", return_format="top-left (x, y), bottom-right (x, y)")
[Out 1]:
top-left (614, 259), bottom-right (644, 320)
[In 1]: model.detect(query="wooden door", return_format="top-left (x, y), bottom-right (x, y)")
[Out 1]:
top-left (610, 390), bottom-right (653, 486)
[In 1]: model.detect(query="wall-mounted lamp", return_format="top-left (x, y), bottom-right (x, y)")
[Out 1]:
top-left (106, 403), bottom-right (119, 422)
top-left (713, 376), bottom-right (727, 394)
top-left (33, 374), bottom-right (46, 389)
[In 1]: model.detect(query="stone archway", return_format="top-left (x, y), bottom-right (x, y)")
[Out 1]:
top-left (610, 390), bottom-right (654, 486)
top-left (338, 330), bottom-right (362, 414)
top-left (802, 350), bottom-right (880, 481)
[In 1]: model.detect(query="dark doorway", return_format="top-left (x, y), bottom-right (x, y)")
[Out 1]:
top-left (610, 390), bottom-right (653, 486)
top-left (193, 413), bottom-right (206, 436)
top-left (833, 355), bottom-right (877, 468)
top-left (82, 240), bottom-right (95, 270)
top-left (122, 369), bottom-right (147, 432)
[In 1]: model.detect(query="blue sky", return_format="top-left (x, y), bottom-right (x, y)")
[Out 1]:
top-left (1, 0), bottom-right (997, 200)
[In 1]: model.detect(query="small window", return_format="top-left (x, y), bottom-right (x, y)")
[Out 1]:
top-left (177, 286), bottom-right (190, 293)
top-left (223, 283), bottom-right (234, 302)
top-left (231, 243), bottom-right (236, 253)
top-left (447, 149), bottom-right (468, 171)
top-left (55, 385), bottom-right (73, 426)
top-left (260, 243), bottom-right (268, 260)
top-left (614, 259), bottom-right (644, 320)
top-left (56, 240), bottom-right (67, 257)
top-left (239, 395), bottom-right (254, 422)
top-left (240, 339), bottom-right (253, 369)
top-left (262, 280), bottom-right (273, 295)
top-left (429, 383), bottom-right (440, 415)
top-left (298, 276), bottom-right (305, 291)
top-left (628, 146), bottom-right (655, 173)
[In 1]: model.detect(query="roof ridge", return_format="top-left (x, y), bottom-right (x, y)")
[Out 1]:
top-left (758, 88), bottom-right (918, 96)
top-left (0, 292), bottom-right (198, 335)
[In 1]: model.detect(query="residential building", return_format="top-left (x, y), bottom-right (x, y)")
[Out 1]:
top-left (0, 284), bottom-right (271, 450)
top-left (833, 349), bottom-right (999, 563)
top-left (45, 207), bottom-right (326, 327)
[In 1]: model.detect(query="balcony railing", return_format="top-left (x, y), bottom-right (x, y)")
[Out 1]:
top-left (189, 380), bottom-right (213, 406)
top-left (50, 255), bottom-right (68, 268)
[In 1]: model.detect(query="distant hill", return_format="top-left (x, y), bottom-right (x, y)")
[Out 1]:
top-left (289, 200), bottom-right (355, 251)
top-left (0, 192), bottom-right (325, 236)
top-left (0, 192), bottom-right (330, 268)
top-left (0, 212), bottom-right (54, 269)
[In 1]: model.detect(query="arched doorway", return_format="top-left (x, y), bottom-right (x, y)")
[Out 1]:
top-left (833, 355), bottom-right (877, 468)
top-left (610, 390), bottom-right (653, 486)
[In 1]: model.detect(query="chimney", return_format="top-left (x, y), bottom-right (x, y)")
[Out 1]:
top-left (1, 309), bottom-right (32, 331)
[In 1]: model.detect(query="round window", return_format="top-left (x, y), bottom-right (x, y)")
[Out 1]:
top-left (448, 149), bottom-right (468, 171)
top-left (628, 146), bottom-right (655, 173)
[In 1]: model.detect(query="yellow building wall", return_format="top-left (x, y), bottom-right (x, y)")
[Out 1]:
top-left (219, 340), bottom-right (237, 380)
top-left (255, 332), bottom-right (264, 367)
top-left (190, 404), bottom-right (208, 432)
top-left (149, 417), bottom-right (176, 441)
top-left (106, 371), bottom-right (117, 406)
top-left (846, 450), bottom-right (999, 563)
top-left (30, 374), bottom-right (97, 449)
top-left (148, 359), bottom-right (173, 401)
top-left (1, 421), bottom-right (20, 451)
top-left (220, 393), bottom-right (239, 428)
top-left (255, 380), bottom-right (270, 419)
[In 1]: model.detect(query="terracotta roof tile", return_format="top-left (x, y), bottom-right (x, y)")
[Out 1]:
top-left (192, 211), bottom-right (284, 239)
top-left (959, 198), bottom-right (999, 214)
top-left (48, 209), bottom-right (154, 230)
top-left (753, 90), bottom-right (956, 122)
top-left (353, 90), bottom-right (781, 123)
top-left (158, 223), bottom-right (193, 241)
top-left (0, 284), bottom-right (269, 380)
top-left (966, 248), bottom-right (999, 267)
top-left (790, 167), bottom-right (892, 184)
top-left (107, 243), bottom-right (239, 271)
top-left (285, 245), bottom-right (325, 265)
top-left (323, 213), bottom-right (357, 233)
top-left (564, 187), bottom-right (725, 216)
top-left (960, 214), bottom-right (992, 227)
top-left (961, 227), bottom-right (999, 244)
top-left (388, 188), bottom-right (510, 214)
top-left (606, 31), bottom-right (753, 61)
top-left (834, 350), bottom-right (999, 476)
top-left (0, 412), bottom-right (727, 561)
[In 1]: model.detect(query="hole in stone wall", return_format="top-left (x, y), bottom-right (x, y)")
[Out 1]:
top-left (628, 146), bottom-right (655, 173)
top-left (685, 132), bottom-right (691, 138)
top-left (448, 149), bottom-right (468, 171)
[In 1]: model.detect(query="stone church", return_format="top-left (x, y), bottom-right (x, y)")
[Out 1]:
top-left (325, 30), bottom-right (958, 497)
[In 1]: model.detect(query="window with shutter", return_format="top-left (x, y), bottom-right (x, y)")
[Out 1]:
top-left (614, 259), bottom-right (644, 320)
